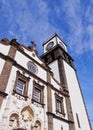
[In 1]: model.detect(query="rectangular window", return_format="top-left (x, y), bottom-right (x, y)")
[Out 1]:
top-left (34, 88), bottom-right (41, 102)
top-left (32, 81), bottom-right (44, 106)
top-left (13, 71), bottom-right (30, 98)
top-left (55, 94), bottom-right (65, 115)
top-left (16, 79), bottom-right (25, 95)
top-left (76, 113), bottom-right (81, 128)
top-left (56, 99), bottom-right (62, 112)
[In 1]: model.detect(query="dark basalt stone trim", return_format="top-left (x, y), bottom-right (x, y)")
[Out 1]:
top-left (0, 44), bottom-right (17, 107)
top-left (13, 128), bottom-right (27, 130)
top-left (47, 112), bottom-right (74, 124)
top-left (41, 44), bottom-right (75, 70)
top-left (31, 98), bottom-right (45, 107)
top-left (0, 52), bottom-right (6, 59)
top-left (0, 52), bottom-right (69, 97)
top-left (0, 38), bottom-right (10, 45)
top-left (47, 72), bottom-right (53, 130)
top-left (13, 90), bottom-right (28, 100)
top-left (0, 91), bottom-right (8, 97)
top-left (41, 44), bottom-right (73, 61)
top-left (8, 39), bottom-right (51, 72)
top-left (0, 53), bottom-right (17, 64)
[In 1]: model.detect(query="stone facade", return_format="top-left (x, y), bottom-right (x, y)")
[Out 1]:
top-left (0, 34), bottom-right (92, 130)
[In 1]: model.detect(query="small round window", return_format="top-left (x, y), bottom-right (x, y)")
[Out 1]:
top-left (27, 62), bottom-right (38, 74)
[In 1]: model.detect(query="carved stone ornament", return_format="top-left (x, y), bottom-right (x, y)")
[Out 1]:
top-left (27, 61), bottom-right (38, 74)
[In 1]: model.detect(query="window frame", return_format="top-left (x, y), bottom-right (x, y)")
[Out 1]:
top-left (56, 99), bottom-right (62, 113)
top-left (13, 71), bottom-right (30, 98)
top-left (32, 80), bottom-right (44, 106)
top-left (34, 88), bottom-right (41, 102)
top-left (55, 94), bottom-right (65, 115)
top-left (16, 78), bottom-right (25, 95)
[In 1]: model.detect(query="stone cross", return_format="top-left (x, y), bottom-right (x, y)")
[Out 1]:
top-left (31, 41), bottom-right (36, 49)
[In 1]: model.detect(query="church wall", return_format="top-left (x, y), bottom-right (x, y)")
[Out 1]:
top-left (49, 60), bottom-right (60, 83)
top-left (24, 48), bottom-right (43, 64)
top-left (53, 118), bottom-right (69, 130)
top-left (51, 77), bottom-right (60, 90)
top-left (0, 43), bottom-right (10, 56)
top-left (0, 43), bottom-right (49, 129)
top-left (63, 60), bottom-right (91, 130)
top-left (15, 50), bottom-right (47, 81)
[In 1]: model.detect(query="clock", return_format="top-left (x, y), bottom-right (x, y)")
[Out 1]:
top-left (46, 41), bottom-right (54, 50)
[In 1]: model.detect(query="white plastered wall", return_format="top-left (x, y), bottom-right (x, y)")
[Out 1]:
top-left (56, 37), bottom-right (67, 52)
top-left (49, 60), bottom-right (60, 83)
top-left (0, 44), bottom-right (10, 74)
top-left (63, 60), bottom-right (91, 130)
top-left (0, 43), bottom-right (10, 55)
top-left (15, 51), bottom-right (47, 81)
top-left (53, 118), bottom-right (69, 130)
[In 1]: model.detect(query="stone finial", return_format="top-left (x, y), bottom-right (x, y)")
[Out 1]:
top-left (1, 38), bottom-right (9, 42)
top-left (11, 38), bottom-right (17, 42)
top-left (0, 38), bottom-right (10, 45)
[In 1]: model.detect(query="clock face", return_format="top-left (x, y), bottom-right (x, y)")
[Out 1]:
top-left (46, 41), bottom-right (54, 50)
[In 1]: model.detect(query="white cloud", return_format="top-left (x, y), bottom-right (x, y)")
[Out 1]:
top-left (54, 0), bottom-right (93, 55)
top-left (1, 0), bottom-right (93, 56)
top-left (1, 0), bottom-right (60, 54)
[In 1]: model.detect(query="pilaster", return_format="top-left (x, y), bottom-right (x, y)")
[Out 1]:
top-left (0, 44), bottom-right (17, 107)
top-left (47, 72), bottom-right (53, 130)
top-left (58, 58), bottom-right (75, 130)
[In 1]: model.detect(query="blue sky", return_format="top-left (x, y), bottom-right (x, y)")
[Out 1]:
top-left (0, 0), bottom-right (93, 128)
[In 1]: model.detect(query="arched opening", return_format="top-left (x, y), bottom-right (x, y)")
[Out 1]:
top-left (9, 113), bottom-right (19, 128)
top-left (20, 106), bottom-right (34, 129)
top-left (33, 120), bottom-right (41, 130)
top-left (21, 106), bottom-right (34, 122)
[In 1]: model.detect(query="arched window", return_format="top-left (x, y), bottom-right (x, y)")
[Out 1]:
top-left (21, 106), bottom-right (34, 122)
top-left (20, 106), bottom-right (34, 129)
top-left (9, 113), bottom-right (19, 128)
top-left (33, 120), bottom-right (41, 130)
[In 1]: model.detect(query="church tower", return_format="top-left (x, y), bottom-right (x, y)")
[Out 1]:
top-left (41, 33), bottom-right (92, 130)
